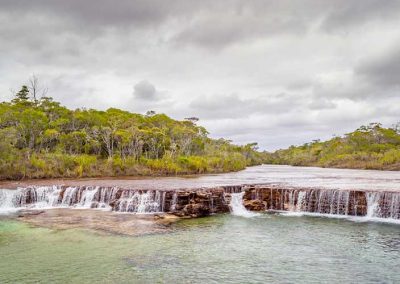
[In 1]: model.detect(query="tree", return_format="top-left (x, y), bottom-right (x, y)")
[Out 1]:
top-left (28, 74), bottom-right (48, 102)
top-left (12, 85), bottom-right (30, 104)
top-left (0, 81), bottom-right (266, 179)
top-left (146, 110), bottom-right (156, 117)
top-left (184, 117), bottom-right (199, 123)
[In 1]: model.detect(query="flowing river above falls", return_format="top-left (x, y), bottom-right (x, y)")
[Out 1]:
top-left (0, 165), bottom-right (400, 283)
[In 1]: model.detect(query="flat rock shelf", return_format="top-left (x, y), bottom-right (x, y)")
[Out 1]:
top-left (0, 184), bottom-right (399, 221)
top-left (1, 165), bottom-right (400, 222)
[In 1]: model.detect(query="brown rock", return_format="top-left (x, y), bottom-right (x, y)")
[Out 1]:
top-left (243, 199), bottom-right (265, 211)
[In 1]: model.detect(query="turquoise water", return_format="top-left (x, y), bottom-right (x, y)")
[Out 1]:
top-left (1, 214), bottom-right (399, 283)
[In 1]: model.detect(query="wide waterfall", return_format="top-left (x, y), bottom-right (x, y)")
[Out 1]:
top-left (1, 184), bottom-right (400, 222)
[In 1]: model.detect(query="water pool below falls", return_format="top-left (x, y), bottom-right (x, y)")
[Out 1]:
top-left (1, 213), bottom-right (399, 283)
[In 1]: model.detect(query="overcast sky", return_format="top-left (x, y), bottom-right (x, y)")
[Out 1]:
top-left (1, 0), bottom-right (399, 150)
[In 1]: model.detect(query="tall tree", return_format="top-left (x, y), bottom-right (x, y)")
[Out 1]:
top-left (28, 74), bottom-right (48, 102)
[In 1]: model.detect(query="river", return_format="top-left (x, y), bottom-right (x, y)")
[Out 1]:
top-left (0, 165), bottom-right (399, 283)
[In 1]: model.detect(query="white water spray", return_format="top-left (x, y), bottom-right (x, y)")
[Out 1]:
top-left (229, 192), bottom-right (259, 218)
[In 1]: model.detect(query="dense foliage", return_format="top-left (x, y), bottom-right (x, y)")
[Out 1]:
top-left (0, 85), bottom-right (265, 180)
top-left (266, 123), bottom-right (400, 170)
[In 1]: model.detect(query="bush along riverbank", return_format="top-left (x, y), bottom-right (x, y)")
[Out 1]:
top-left (0, 85), bottom-right (266, 180)
top-left (265, 123), bottom-right (400, 170)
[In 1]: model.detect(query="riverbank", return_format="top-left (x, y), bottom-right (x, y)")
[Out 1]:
top-left (265, 124), bottom-right (400, 171)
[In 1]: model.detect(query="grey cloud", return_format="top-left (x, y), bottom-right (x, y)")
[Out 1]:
top-left (133, 80), bottom-right (158, 101)
top-left (0, 0), bottom-right (188, 28)
top-left (286, 80), bottom-right (312, 91)
top-left (174, 2), bottom-right (311, 49)
top-left (321, 0), bottom-right (400, 32)
top-left (2, 0), bottom-right (399, 51)
top-left (1, 1), bottom-right (400, 150)
top-left (189, 93), bottom-right (307, 119)
top-left (356, 47), bottom-right (400, 88)
top-left (308, 98), bottom-right (337, 110)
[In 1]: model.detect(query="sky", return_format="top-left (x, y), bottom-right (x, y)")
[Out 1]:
top-left (0, 0), bottom-right (399, 151)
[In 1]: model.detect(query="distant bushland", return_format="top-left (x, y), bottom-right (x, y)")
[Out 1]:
top-left (265, 123), bottom-right (400, 170)
top-left (0, 84), bottom-right (265, 180)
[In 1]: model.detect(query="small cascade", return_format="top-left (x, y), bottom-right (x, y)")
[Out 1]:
top-left (78, 187), bottom-right (98, 208)
top-left (0, 189), bottom-right (18, 213)
top-left (61, 187), bottom-right (79, 206)
top-left (248, 187), bottom-right (400, 220)
top-left (366, 192), bottom-right (380, 218)
top-left (366, 192), bottom-right (400, 219)
top-left (97, 187), bottom-right (119, 209)
top-left (114, 190), bottom-right (163, 213)
top-left (296, 191), bottom-right (307, 212)
top-left (229, 192), bottom-right (259, 218)
top-left (170, 192), bottom-right (177, 211)
top-left (31, 186), bottom-right (62, 208)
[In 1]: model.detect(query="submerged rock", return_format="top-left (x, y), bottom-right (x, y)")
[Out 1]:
top-left (17, 210), bottom-right (45, 217)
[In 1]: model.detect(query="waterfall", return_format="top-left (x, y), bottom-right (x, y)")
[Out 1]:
top-left (1, 184), bottom-right (400, 221)
top-left (115, 190), bottom-right (163, 213)
top-left (0, 189), bottom-right (18, 214)
top-left (0, 186), bottom-right (167, 214)
top-left (366, 192), bottom-right (380, 218)
top-left (78, 187), bottom-right (98, 208)
top-left (296, 191), bottom-right (306, 212)
top-left (61, 187), bottom-right (79, 206)
top-left (229, 192), bottom-right (259, 218)
top-left (257, 187), bottom-right (400, 221)
top-left (170, 192), bottom-right (177, 211)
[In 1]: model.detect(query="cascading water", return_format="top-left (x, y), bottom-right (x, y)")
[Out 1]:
top-left (1, 184), bottom-right (400, 222)
top-left (257, 187), bottom-right (400, 222)
top-left (229, 192), bottom-right (259, 218)
top-left (117, 191), bottom-right (162, 213)
top-left (170, 192), bottom-right (177, 211)
top-left (0, 186), bottom-right (168, 214)
top-left (0, 189), bottom-right (18, 214)
top-left (79, 187), bottom-right (98, 208)
top-left (366, 192), bottom-right (380, 218)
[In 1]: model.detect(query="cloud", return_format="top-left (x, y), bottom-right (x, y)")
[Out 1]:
top-left (320, 0), bottom-right (400, 32)
top-left (308, 98), bottom-right (336, 110)
top-left (356, 46), bottom-right (400, 88)
top-left (133, 80), bottom-right (158, 101)
top-left (0, 0), bottom-right (400, 150)
top-left (189, 93), bottom-right (307, 119)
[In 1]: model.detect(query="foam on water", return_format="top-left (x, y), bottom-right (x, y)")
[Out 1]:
top-left (229, 192), bottom-right (260, 218)
top-left (276, 210), bottom-right (400, 225)
top-left (0, 186), bottom-right (165, 214)
top-left (0, 189), bottom-right (19, 214)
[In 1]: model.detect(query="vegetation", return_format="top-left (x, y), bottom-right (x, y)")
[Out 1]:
top-left (266, 123), bottom-right (400, 170)
top-left (0, 83), bottom-right (265, 180)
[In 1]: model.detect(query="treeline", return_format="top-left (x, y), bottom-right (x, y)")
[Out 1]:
top-left (0, 84), bottom-right (265, 180)
top-left (266, 123), bottom-right (400, 170)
